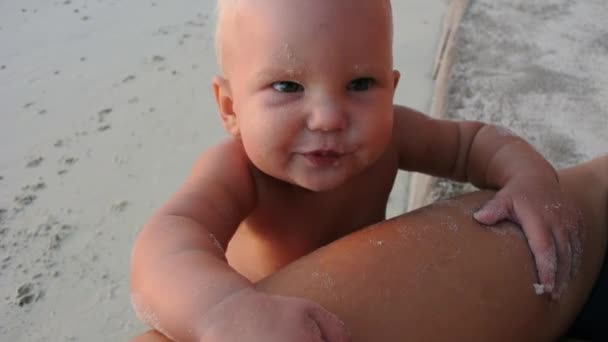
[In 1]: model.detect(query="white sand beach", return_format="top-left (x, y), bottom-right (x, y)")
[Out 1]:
top-left (0, 1), bottom-right (449, 340)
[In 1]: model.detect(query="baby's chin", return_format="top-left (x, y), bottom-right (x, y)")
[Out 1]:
top-left (294, 180), bottom-right (343, 193)
top-left (286, 171), bottom-right (355, 193)
top-left (255, 156), bottom-right (367, 192)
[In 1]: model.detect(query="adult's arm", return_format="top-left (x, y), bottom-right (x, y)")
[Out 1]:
top-left (257, 159), bottom-right (607, 341)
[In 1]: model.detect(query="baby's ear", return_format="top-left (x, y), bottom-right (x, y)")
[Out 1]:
top-left (213, 76), bottom-right (240, 137)
top-left (392, 70), bottom-right (401, 91)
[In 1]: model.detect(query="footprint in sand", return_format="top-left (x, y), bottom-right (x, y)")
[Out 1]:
top-left (122, 75), bottom-right (136, 83)
top-left (111, 200), bottom-right (129, 213)
top-left (49, 233), bottom-right (64, 250)
top-left (28, 218), bottom-right (76, 255)
top-left (97, 108), bottom-right (112, 122)
top-left (57, 157), bottom-right (77, 175)
top-left (26, 157), bottom-right (43, 168)
top-left (22, 182), bottom-right (46, 192)
top-left (1, 255), bottom-right (10, 271)
top-left (152, 55), bottom-right (165, 63)
top-left (61, 157), bottom-right (78, 166)
top-left (97, 124), bottom-right (111, 132)
top-left (14, 194), bottom-right (37, 208)
top-left (154, 26), bottom-right (178, 36)
top-left (185, 18), bottom-right (207, 28)
top-left (113, 155), bottom-right (130, 165)
top-left (16, 283), bottom-right (43, 307)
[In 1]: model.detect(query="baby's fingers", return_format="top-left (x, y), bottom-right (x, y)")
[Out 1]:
top-left (308, 306), bottom-right (350, 342)
top-left (518, 212), bottom-right (558, 295)
top-left (552, 226), bottom-right (574, 299)
top-left (473, 196), bottom-right (512, 226)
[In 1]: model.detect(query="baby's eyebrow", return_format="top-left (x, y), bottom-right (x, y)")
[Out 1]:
top-left (253, 67), bottom-right (303, 84)
top-left (350, 64), bottom-right (382, 75)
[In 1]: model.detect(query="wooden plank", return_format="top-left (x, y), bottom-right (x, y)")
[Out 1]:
top-left (408, 0), bottom-right (471, 211)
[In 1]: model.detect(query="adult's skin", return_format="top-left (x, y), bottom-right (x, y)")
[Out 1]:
top-left (133, 157), bottom-right (607, 341)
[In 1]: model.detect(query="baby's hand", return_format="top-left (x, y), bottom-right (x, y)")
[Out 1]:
top-left (198, 288), bottom-right (350, 342)
top-left (473, 173), bottom-right (584, 300)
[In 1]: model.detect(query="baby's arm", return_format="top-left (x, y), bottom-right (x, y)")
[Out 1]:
top-left (130, 140), bottom-right (256, 341)
top-left (393, 105), bottom-right (553, 184)
top-left (393, 105), bottom-right (582, 297)
top-left (130, 139), bottom-right (350, 342)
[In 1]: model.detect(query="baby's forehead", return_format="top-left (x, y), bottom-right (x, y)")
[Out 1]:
top-left (215, 0), bottom-right (393, 71)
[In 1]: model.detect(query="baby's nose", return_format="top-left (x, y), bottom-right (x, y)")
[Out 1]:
top-left (306, 103), bottom-right (348, 132)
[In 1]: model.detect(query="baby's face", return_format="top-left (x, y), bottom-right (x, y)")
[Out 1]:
top-left (215, 0), bottom-right (398, 191)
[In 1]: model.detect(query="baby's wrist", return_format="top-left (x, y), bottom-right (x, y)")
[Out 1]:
top-left (196, 286), bottom-right (258, 338)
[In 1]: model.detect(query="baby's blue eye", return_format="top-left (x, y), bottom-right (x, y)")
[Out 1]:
top-left (347, 78), bottom-right (375, 91)
top-left (272, 81), bottom-right (304, 93)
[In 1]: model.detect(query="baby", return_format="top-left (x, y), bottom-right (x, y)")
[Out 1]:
top-left (130, 0), bottom-right (583, 341)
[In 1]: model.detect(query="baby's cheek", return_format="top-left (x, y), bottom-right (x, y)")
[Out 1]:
top-left (369, 118), bottom-right (393, 151)
top-left (239, 128), bottom-right (283, 175)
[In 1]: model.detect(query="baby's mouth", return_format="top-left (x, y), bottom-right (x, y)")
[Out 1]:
top-left (302, 150), bottom-right (343, 167)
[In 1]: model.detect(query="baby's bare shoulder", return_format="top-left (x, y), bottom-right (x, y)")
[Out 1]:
top-left (187, 138), bottom-right (254, 186)
top-left (163, 138), bottom-right (257, 220)
top-left (194, 138), bottom-right (250, 171)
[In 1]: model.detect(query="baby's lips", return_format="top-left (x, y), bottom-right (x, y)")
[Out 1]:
top-left (302, 150), bottom-right (343, 167)
top-left (307, 149), bottom-right (341, 158)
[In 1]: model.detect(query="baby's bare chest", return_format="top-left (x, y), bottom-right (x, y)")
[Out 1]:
top-left (226, 164), bottom-right (398, 282)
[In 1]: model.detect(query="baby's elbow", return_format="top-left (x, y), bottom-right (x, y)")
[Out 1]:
top-left (129, 246), bottom-right (164, 331)
top-left (129, 221), bottom-right (161, 296)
